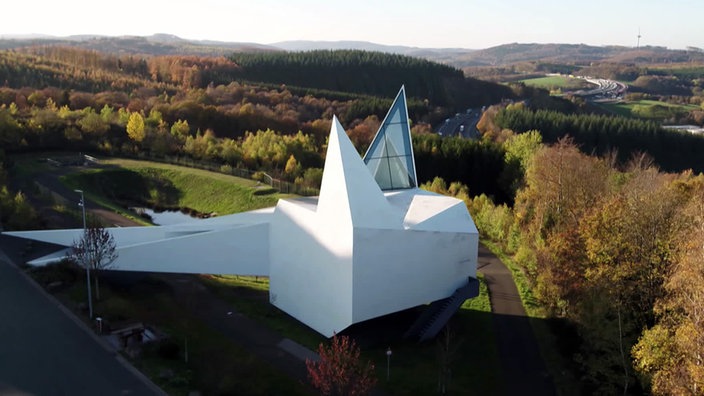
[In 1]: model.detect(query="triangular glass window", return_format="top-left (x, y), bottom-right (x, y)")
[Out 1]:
top-left (363, 86), bottom-right (417, 190)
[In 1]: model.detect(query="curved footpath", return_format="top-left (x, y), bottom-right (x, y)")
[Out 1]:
top-left (479, 244), bottom-right (556, 395)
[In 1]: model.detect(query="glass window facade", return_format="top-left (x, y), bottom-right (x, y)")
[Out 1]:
top-left (363, 87), bottom-right (417, 190)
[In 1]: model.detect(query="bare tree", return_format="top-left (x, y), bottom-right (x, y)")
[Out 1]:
top-left (436, 325), bottom-right (462, 395)
top-left (71, 222), bottom-right (117, 301)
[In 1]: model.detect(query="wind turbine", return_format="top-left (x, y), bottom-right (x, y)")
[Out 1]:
top-left (637, 28), bottom-right (642, 49)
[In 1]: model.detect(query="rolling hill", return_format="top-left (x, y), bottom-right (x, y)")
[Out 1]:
top-left (2, 34), bottom-right (703, 69)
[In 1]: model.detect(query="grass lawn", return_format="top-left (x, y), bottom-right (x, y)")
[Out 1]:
top-left (204, 274), bottom-right (503, 395)
top-left (33, 265), bottom-right (501, 395)
top-left (201, 275), bottom-right (327, 350)
top-left (61, 158), bottom-right (290, 216)
top-left (368, 274), bottom-right (502, 395)
top-left (597, 99), bottom-right (699, 119)
top-left (595, 101), bottom-right (633, 118)
top-left (29, 263), bottom-right (310, 395)
top-left (518, 75), bottom-right (592, 92)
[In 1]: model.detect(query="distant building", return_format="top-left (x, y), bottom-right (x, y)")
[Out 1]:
top-left (5, 87), bottom-right (479, 338)
top-left (663, 125), bottom-right (704, 135)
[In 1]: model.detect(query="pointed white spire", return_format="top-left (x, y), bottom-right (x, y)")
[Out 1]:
top-left (317, 116), bottom-right (397, 228)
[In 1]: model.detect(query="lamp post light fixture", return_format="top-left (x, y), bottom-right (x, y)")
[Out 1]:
top-left (75, 189), bottom-right (93, 319)
top-left (386, 347), bottom-right (392, 381)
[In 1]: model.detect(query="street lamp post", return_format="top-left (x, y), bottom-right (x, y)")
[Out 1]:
top-left (386, 347), bottom-right (392, 381)
top-left (75, 189), bottom-right (93, 319)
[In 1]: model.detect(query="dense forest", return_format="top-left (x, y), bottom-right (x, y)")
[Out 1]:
top-left (491, 104), bottom-right (704, 173)
top-left (429, 131), bottom-right (704, 395)
top-left (0, 46), bottom-right (520, 202)
top-left (2, 42), bottom-right (704, 395)
top-left (228, 50), bottom-right (513, 108)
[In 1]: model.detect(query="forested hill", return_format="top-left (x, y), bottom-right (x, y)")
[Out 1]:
top-left (229, 50), bottom-right (512, 108)
top-left (0, 34), bottom-right (277, 56)
top-left (448, 43), bottom-right (704, 68)
top-left (1, 44), bottom-right (514, 110)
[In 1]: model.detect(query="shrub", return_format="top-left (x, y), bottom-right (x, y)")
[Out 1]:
top-left (156, 339), bottom-right (181, 360)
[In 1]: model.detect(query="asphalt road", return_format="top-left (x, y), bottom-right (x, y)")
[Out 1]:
top-left (437, 110), bottom-right (482, 139)
top-left (0, 240), bottom-right (163, 396)
top-left (478, 244), bottom-right (555, 396)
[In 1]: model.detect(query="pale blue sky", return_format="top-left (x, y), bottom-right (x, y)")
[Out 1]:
top-left (4, 0), bottom-right (702, 49)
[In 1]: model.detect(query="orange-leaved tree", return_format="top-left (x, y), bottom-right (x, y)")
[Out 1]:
top-left (306, 334), bottom-right (377, 396)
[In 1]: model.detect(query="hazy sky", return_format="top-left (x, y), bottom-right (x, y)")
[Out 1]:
top-left (3, 0), bottom-right (702, 50)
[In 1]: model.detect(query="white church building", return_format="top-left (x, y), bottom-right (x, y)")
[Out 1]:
top-left (6, 87), bottom-right (479, 340)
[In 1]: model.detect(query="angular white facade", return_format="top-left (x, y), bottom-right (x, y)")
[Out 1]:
top-left (5, 88), bottom-right (479, 337)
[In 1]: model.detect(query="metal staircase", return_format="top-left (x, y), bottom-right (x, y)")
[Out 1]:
top-left (403, 277), bottom-right (479, 342)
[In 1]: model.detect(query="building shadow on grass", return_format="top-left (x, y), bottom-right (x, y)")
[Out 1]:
top-left (341, 305), bottom-right (569, 396)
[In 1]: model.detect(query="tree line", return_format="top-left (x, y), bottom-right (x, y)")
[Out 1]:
top-left (493, 104), bottom-right (704, 173)
top-left (2, 46), bottom-right (515, 114)
top-left (229, 50), bottom-right (514, 109)
top-left (425, 130), bottom-right (703, 395)
top-left (229, 50), bottom-right (462, 104)
top-left (0, 46), bottom-right (514, 136)
top-left (0, 82), bottom-right (518, 207)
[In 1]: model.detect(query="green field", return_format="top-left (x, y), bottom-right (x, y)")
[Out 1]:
top-left (62, 158), bottom-right (290, 216)
top-left (518, 75), bottom-right (592, 92)
top-left (597, 99), bottom-right (699, 119)
top-left (649, 65), bottom-right (704, 80)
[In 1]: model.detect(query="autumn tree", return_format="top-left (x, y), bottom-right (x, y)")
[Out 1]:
top-left (306, 334), bottom-right (377, 396)
top-left (170, 119), bottom-right (190, 140)
top-left (0, 188), bottom-right (39, 230)
top-left (126, 111), bottom-right (145, 142)
top-left (573, 166), bottom-right (687, 393)
top-left (515, 137), bottom-right (611, 241)
top-left (500, 130), bottom-right (542, 196)
top-left (633, 174), bottom-right (704, 394)
top-left (512, 137), bottom-right (610, 309)
top-left (347, 115), bottom-right (380, 153)
top-left (70, 222), bottom-right (118, 302)
top-left (284, 154), bottom-right (300, 176)
top-left (77, 108), bottom-right (109, 136)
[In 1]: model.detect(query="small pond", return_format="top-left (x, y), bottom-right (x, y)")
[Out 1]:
top-left (132, 208), bottom-right (203, 226)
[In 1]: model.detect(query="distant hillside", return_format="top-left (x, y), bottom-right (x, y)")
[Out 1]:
top-left (0, 34), bottom-right (278, 56)
top-left (269, 41), bottom-right (704, 69)
top-left (271, 40), bottom-right (418, 54)
top-left (3, 35), bottom-right (702, 70)
top-left (271, 40), bottom-right (472, 56)
top-left (0, 35), bottom-right (476, 64)
top-left (450, 43), bottom-right (704, 67)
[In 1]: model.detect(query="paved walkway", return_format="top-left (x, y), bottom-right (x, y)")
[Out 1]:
top-left (478, 244), bottom-right (555, 395)
top-left (0, 238), bottom-right (165, 396)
